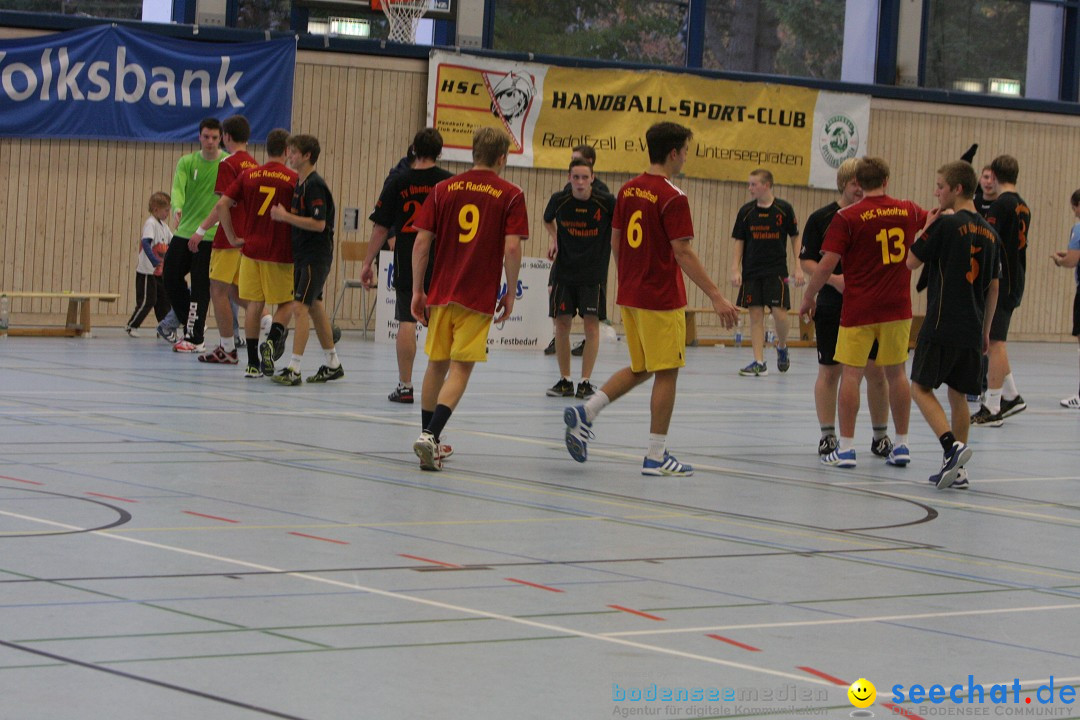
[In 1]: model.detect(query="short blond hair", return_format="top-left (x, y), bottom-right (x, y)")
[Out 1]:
top-left (472, 127), bottom-right (510, 167)
top-left (836, 158), bottom-right (858, 193)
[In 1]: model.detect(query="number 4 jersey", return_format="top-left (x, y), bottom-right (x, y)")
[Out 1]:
top-left (224, 161), bottom-right (298, 264)
top-left (823, 194), bottom-right (928, 327)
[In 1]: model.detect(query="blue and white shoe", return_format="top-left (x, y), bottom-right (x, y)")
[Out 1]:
top-left (776, 346), bottom-right (790, 372)
top-left (563, 405), bottom-right (594, 463)
top-left (886, 444), bottom-right (910, 467)
top-left (929, 466), bottom-right (969, 490)
top-left (642, 452), bottom-right (693, 477)
top-left (822, 448), bottom-right (856, 468)
top-left (932, 441), bottom-right (972, 489)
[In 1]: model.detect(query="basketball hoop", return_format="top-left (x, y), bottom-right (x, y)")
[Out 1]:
top-left (372, 0), bottom-right (429, 44)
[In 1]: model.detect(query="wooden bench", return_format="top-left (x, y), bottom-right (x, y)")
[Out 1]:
top-left (0, 292), bottom-right (121, 337)
top-left (684, 306), bottom-right (816, 347)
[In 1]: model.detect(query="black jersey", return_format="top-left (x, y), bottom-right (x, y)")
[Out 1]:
top-left (984, 191), bottom-right (1029, 309)
top-left (292, 171), bottom-right (335, 261)
top-left (799, 201), bottom-right (842, 309)
top-left (911, 210), bottom-right (1002, 349)
top-left (732, 198), bottom-right (799, 278)
top-left (543, 189), bottom-right (614, 285)
top-left (370, 166), bottom-right (454, 291)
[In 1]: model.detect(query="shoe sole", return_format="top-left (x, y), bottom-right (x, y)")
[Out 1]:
top-left (271, 376), bottom-right (301, 386)
top-left (413, 440), bottom-right (442, 471)
top-left (999, 403), bottom-right (1026, 418)
top-left (641, 467), bottom-right (693, 477)
top-left (886, 455), bottom-right (910, 467)
top-left (259, 342), bottom-right (275, 377)
top-left (1061, 402), bottom-right (1080, 409)
top-left (389, 397), bottom-right (414, 404)
top-left (738, 371), bottom-right (768, 377)
top-left (822, 457), bottom-right (856, 468)
top-left (546, 389), bottom-right (574, 397)
top-left (563, 407), bottom-right (588, 463)
top-left (308, 371), bottom-right (344, 383)
top-left (936, 446), bottom-right (974, 489)
top-left (972, 418), bottom-right (1004, 427)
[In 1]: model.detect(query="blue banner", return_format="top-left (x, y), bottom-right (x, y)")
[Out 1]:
top-left (0, 25), bottom-right (295, 142)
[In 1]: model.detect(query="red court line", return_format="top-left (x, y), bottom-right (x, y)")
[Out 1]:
top-left (288, 532), bottom-right (349, 545)
top-left (706, 634), bottom-right (761, 651)
top-left (505, 578), bottom-right (564, 593)
top-left (85, 492), bottom-right (137, 503)
top-left (796, 666), bottom-right (848, 686)
top-left (399, 554), bottom-right (461, 568)
top-left (883, 703), bottom-right (921, 719)
top-left (607, 605), bottom-right (666, 621)
top-left (0, 474), bottom-right (43, 485)
top-left (183, 511), bottom-right (240, 524)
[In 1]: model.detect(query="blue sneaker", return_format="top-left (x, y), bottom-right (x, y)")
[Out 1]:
top-left (929, 467), bottom-right (969, 490)
top-left (932, 441), bottom-right (973, 489)
top-left (739, 361), bottom-right (768, 377)
top-left (886, 444), bottom-right (910, 467)
top-left (822, 448), bottom-right (856, 468)
top-left (563, 405), bottom-right (594, 463)
top-left (777, 346), bottom-right (790, 372)
top-left (642, 452), bottom-right (693, 477)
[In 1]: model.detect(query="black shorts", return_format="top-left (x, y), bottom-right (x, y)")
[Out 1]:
top-left (293, 257), bottom-right (331, 306)
top-left (395, 288), bottom-right (418, 323)
top-left (552, 282), bottom-right (600, 318)
top-left (910, 340), bottom-right (982, 395)
top-left (814, 304), bottom-right (879, 366)
top-left (737, 273), bottom-right (789, 309)
top-left (989, 298), bottom-right (1013, 341)
top-left (1072, 288), bottom-right (1080, 337)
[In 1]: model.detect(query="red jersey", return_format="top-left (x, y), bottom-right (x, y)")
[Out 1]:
top-left (413, 168), bottom-right (529, 314)
top-left (212, 150), bottom-right (258, 250)
top-left (612, 172), bottom-right (692, 310)
top-left (225, 161), bottom-right (297, 264)
top-left (822, 194), bottom-right (927, 326)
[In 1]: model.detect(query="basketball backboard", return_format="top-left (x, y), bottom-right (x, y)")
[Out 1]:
top-left (295, 0), bottom-right (456, 22)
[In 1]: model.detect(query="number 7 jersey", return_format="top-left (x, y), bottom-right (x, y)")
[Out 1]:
top-left (224, 161), bottom-right (298, 264)
top-left (822, 194), bottom-right (928, 327)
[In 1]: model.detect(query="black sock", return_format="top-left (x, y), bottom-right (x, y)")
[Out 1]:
top-left (247, 341), bottom-right (259, 368)
top-left (939, 431), bottom-right (957, 452)
top-left (427, 404), bottom-right (453, 442)
top-left (267, 322), bottom-right (285, 346)
top-left (422, 408), bottom-right (434, 432)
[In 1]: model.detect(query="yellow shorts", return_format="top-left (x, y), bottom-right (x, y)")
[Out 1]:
top-left (238, 256), bottom-right (294, 305)
top-left (425, 304), bottom-right (491, 363)
top-left (835, 319), bottom-right (911, 367)
top-left (621, 306), bottom-right (686, 373)
top-left (209, 248), bottom-right (242, 285)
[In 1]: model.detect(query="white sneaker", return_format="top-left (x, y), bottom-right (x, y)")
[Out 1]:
top-left (260, 314), bottom-right (272, 340)
top-left (1060, 395), bottom-right (1080, 409)
top-left (413, 431), bottom-right (442, 471)
top-left (124, 327), bottom-right (140, 338)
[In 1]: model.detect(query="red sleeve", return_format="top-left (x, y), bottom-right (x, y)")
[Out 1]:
top-left (503, 190), bottom-right (529, 237)
top-left (912, 202), bottom-right (928, 229)
top-left (821, 212), bottom-right (849, 255)
top-left (215, 159), bottom-right (238, 194)
top-left (224, 173), bottom-right (245, 203)
top-left (660, 193), bottom-right (694, 241)
top-left (413, 188), bottom-right (437, 233)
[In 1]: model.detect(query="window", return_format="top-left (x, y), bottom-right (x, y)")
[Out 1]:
top-left (235, 0), bottom-right (293, 31)
top-left (923, 0), bottom-right (1030, 96)
top-left (0, 0), bottom-right (141, 19)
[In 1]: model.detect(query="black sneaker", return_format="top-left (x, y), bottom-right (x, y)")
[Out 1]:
top-left (389, 385), bottom-right (414, 403)
top-left (970, 405), bottom-right (1003, 427)
top-left (259, 339), bottom-right (276, 377)
top-left (999, 395), bottom-right (1026, 418)
top-left (543, 338), bottom-right (556, 356)
top-left (870, 435), bottom-right (894, 458)
top-left (272, 368), bottom-right (302, 386)
top-left (571, 340), bottom-right (585, 357)
top-left (546, 378), bottom-right (575, 397)
top-left (307, 365), bottom-right (344, 383)
top-left (274, 328), bottom-right (289, 361)
top-left (575, 380), bottom-right (596, 399)
top-left (818, 434), bottom-right (838, 456)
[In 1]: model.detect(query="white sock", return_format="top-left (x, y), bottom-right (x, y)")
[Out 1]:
top-left (288, 354), bottom-right (302, 372)
top-left (1002, 373), bottom-right (1019, 400)
top-left (325, 348), bottom-right (340, 369)
top-left (583, 390), bottom-right (610, 423)
top-left (647, 433), bottom-right (666, 461)
top-left (399, 381), bottom-right (412, 390)
top-left (895, 434), bottom-right (908, 447)
top-left (580, 377), bottom-right (590, 384)
top-left (260, 314), bottom-right (272, 337)
top-left (221, 335), bottom-right (235, 353)
top-left (839, 436), bottom-right (855, 452)
top-left (985, 388), bottom-right (1003, 414)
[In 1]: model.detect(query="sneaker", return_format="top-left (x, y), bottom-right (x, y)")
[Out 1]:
top-left (1061, 394), bottom-right (1080, 409)
top-left (543, 337), bottom-right (556, 356)
top-left (271, 368), bottom-right (302, 386)
top-left (563, 405), bottom-right (594, 463)
top-left (821, 448), bottom-right (856, 468)
top-left (259, 339), bottom-right (276, 376)
top-left (198, 346), bottom-right (239, 364)
top-left (970, 405), bottom-right (1003, 427)
top-left (414, 431), bottom-right (442, 471)
top-left (124, 326), bottom-right (140, 338)
top-left (952, 467), bottom-right (970, 489)
top-left (739, 361), bottom-right (768, 377)
top-left (547, 378), bottom-right (575, 397)
top-left (244, 365), bottom-right (263, 379)
top-left (307, 365), bottom-right (344, 383)
top-left (885, 444), bottom-right (910, 467)
top-left (235, 335), bottom-right (246, 349)
top-left (274, 328), bottom-right (289, 361)
top-left (818, 434), bottom-right (838, 456)
top-left (156, 325), bottom-right (175, 342)
top-left (173, 339), bottom-right (205, 353)
top-left (389, 385), bottom-right (414, 403)
top-left (642, 452), bottom-right (693, 477)
top-left (999, 395), bottom-right (1027, 418)
top-left (931, 441), bottom-right (973, 489)
top-left (575, 380), bottom-right (596, 399)
top-left (439, 443), bottom-right (454, 460)
top-left (260, 314), bottom-right (272, 338)
top-left (776, 346), bottom-right (790, 372)
top-left (871, 435), bottom-right (894, 458)
top-left (571, 340), bottom-right (585, 357)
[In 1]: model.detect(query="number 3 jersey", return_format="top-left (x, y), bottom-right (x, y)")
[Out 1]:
top-left (413, 168), bottom-right (530, 315)
top-left (224, 161), bottom-right (298, 264)
top-left (823, 194), bottom-right (927, 327)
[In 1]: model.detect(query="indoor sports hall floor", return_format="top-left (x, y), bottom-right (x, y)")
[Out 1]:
top-left (1, 333), bottom-right (1078, 720)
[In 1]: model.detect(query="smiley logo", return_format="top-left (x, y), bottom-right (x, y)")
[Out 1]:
top-left (848, 678), bottom-right (876, 708)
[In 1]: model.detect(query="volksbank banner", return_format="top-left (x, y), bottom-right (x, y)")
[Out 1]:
top-left (0, 25), bottom-right (295, 142)
top-left (427, 50), bottom-right (870, 189)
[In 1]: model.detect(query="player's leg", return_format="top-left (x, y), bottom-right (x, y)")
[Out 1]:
top-left (770, 274), bottom-right (792, 372)
top-left (749, 304), bottom-right (766, 365)
top-left (391, 288), bottom-right (417, 402)
top-left (162, 238), bottom-right (193, 339)
top-left (186, 242), bottom-right (213, 348)
top-left (549, 307), bottom-right (574, 397)
top-left (306, 299), bottom-right (344, 383)
top-left (865, 354), bottom-right (892, 456)
top-left (579, 314), bottom-right (600, 397)
top-left (126, 272), bottom-right (152, 333)
top-left (259, 261), bottom-right (296, 377)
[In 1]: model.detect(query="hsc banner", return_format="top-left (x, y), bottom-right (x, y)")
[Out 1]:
top-left (0, 25), bottom-right (295, 142)
top-left (427, 50), bottom-right (870, 189)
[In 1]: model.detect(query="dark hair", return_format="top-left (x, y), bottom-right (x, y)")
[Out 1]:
top-left (568, 157), bottom-right (593, 173)
top-left (472, 127), bottom-right (510, 167)
top-left (855, 157), bottom-right (890, 191)
top-left (266, 128), bottom-right (290, 157)
top-left (937, 160), bottom-right (977, 199)
top-left (412, 128), bottom-right (444, 160)
top-left (287, 133), bottom-right (321, 164)
top-left (221, 115), bottom-right (250, 144)
top-left (1071, 189), bottom-right (1080, 207)
top-left (645, 122), bottom-right (692, 165)
top-left (572, 145), bottom-right (597, 165)
top-left (990, 154), bottom-right (1019, 184)
top-left (199, 117), bottom-right (221, 134)
top-left (750, 168), bottom-right (773, 186)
